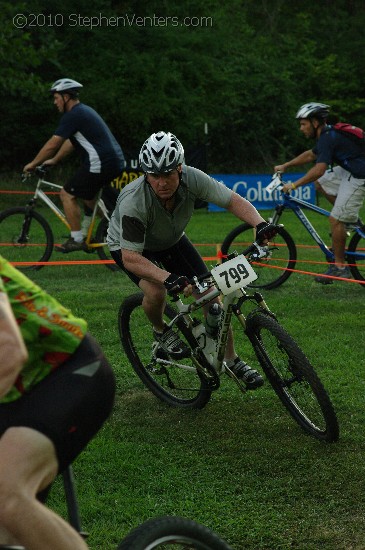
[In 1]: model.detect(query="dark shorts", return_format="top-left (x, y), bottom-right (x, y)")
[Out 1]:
top-left (64, 165), bottom-right (123, 200)
top-left (0, 334), bottom-right (116, 473)
top-left (110, 234), bottom-right (208, 286)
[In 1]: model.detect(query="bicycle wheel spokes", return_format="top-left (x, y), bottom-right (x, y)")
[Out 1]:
top-left (221, 224), bottom-right (297, 289)
top-left (118, 294), bottom-right (212, 408)
top-left (0, 207), bottom-right (53, 270)
top-left (246, 312), bottom-right (339, 442)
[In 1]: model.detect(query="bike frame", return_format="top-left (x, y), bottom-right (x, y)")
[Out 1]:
top-left (269, 187), bottom-right (365, 262)
top-left (27, 174), bottom-right (110, 249)
top-left (160, 274), bottom-right (269, 391)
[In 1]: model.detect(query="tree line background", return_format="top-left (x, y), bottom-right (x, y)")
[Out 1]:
top-left (2, 0), bottom-right (365, 174)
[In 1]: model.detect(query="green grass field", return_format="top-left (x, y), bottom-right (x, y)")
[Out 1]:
top-left (1, 180), bottom-right (365, 549)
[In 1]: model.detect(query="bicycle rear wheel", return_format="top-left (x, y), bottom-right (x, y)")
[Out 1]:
top-left (347, 231), bottom-right (365, 287)
top-left (245, 311), bottom-right (339, 442)
top-left (220, 223), bottom-right (297, 289)
top-left (118, 293), bottom-right (212, 409)
top-left (95, 217), bottom-right (120, 271)
top-left (117, 516), bottom-right (233, 550)
top-left (0, 207), bottom-right (53, 270)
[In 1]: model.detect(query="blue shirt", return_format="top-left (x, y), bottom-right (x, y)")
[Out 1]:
top-left (313, 126), bottom-right (365, 179)
top-left (54, 103), bottom-right (125, 174)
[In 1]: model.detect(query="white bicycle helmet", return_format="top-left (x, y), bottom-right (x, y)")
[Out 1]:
top-left (139, 131), bottom-right (185, 173)
top-left (50, 78), bottom-right (83, 94)
top-left (296, 102), bottom-right (330, 120)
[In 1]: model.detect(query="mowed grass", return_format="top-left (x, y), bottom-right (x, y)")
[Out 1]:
top-left (1, 181), bottom-right (365, 549)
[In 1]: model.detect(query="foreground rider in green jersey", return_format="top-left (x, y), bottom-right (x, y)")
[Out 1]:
top-left (0, 255), bottom-right (115, 550)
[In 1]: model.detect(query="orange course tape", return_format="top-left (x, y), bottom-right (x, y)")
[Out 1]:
top-left (9, 257), bottom-right (365, 284)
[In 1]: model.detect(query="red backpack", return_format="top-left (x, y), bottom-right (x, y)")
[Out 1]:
top-left (327, 122), bottom-right (365, 148)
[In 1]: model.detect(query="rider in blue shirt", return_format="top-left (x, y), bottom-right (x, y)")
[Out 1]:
top-left (275, 102), bottom-right (365, 284)
top-left (24, 78), bottom-right (125, 253)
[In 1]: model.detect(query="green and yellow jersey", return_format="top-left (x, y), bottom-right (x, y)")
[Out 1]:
top-left (0, 256), bottom-right (87, 402)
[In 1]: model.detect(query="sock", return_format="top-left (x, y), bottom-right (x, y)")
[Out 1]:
top-left (71, 230), bottom-right (84, 243)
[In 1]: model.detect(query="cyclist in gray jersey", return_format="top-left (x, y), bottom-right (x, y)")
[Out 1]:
top-left (108, 131), bottom-right (277, 389)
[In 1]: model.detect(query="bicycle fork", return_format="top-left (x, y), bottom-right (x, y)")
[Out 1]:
top-left (17, 202), bottom-right (37, 244)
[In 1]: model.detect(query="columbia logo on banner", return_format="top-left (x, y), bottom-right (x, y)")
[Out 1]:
top-left (208, 173), bottom-right (315, 211)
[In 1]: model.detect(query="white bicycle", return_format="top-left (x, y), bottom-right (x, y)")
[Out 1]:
top-left (119, 242), bottom-right (339, 443)
top-left (0, 165), bottom-right (118, 270)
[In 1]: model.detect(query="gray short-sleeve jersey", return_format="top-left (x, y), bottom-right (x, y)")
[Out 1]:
top-left (107, 165), bottom-right (232, 252)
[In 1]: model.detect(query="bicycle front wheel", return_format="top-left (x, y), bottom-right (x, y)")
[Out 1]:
top-left (347, 231), bottom-right (365, 287)
top-left (0, 207), bottom-right (53, 270)
top-left (117, 516), bottom-right (233, 550)
top-left (221, 223), bottom-right (297, 289)
top-left (245, 312), bottom-right (339, 442)
top-left (118, 293), bottom-right (212, 409)
top-left (95, 217), bottom-right (120, 271)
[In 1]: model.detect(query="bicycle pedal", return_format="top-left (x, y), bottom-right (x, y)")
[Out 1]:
top-left (154, 346), bottom-right (169, 360)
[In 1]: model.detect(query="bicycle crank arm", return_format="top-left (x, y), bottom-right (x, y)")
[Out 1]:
top-left (223, 364), bottom-right (247, 393)
top-left (191, 355), bottom-right (220, 390)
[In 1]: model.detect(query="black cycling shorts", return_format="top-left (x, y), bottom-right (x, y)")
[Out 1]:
top-left (0, 334), bottom-right (116, 473)
top-left (64, 165), bottom-right (122, 200)
top-left (110, 234), bottom-right (208, 286)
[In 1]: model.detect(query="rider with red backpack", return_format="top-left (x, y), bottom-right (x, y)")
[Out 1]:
top-left (274, 102), bottom-right (365, 284)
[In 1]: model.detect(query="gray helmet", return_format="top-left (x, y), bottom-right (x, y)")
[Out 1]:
top-left (139, 131), bottom-right (185, 173)
top-left (296, 102), bottom-right (330, 120)
top-left (50, 78), bottom-right (83, 95)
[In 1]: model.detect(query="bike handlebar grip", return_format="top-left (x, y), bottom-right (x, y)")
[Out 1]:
top-left (35, 165), bottom-right (48, 176)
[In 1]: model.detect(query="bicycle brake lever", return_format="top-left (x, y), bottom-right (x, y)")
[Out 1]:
top-left (250, 242), bottom-right (270, 259)
top-left (21, 172), bottom-right (31, 183)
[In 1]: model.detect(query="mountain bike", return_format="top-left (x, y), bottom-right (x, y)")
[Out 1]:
top-left (220, 172), bottom-right (365, 289)
top-left (118, 243), bottom-right (339, 443)
top-left (0, 166), bottom-right (118, 271)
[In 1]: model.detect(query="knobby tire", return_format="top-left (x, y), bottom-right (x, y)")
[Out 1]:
top-left (0, 207), bottom-right (53, 270)
top-left (347, 231), bottom-right (365, 287)
top-left (221, 223), bottom-right (297, 289)
top-left (245, 311), bottom-right (339, 442)
top-left (118, 293), bottom-right (212, 409)
top-left (117, 515), bottom-right (233, 550)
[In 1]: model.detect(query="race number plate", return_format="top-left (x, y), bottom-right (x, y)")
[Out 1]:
top-left (265, 174), bottom-right (283, 194)
top-left (211, 254), bottom-right (257, 294)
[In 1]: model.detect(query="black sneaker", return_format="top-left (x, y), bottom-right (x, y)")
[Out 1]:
top-left (314, 264), bottom-right (351, 284)
top-left (153, 325), bottom-right (190, 359)
top-left (54, 237), bottom-right (88, 253)
top-left (227, 357), bottom-right (264, 389)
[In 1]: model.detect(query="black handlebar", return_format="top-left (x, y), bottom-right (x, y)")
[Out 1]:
top-left (21, 164), bottom-right (49, 183)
